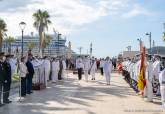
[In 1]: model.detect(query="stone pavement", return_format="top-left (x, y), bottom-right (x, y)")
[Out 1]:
top-left (0, 72), bottom-right (164, 114)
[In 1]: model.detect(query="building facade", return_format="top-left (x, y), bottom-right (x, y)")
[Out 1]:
top-left (2, 34), bottom-right (68, 57)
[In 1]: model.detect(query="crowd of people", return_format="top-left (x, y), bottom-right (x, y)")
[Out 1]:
top-left (0, 50), bottom-right (116, 107)
top-left (75, 56), bottom-right (113, 85)
top-left (0, 52), bottom-right (67, 107)
top-left (121, 54), bottom-right (165, 108)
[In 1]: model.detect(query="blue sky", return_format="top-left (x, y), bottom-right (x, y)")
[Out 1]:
top-left (0, 0), bottom-right (165, 58)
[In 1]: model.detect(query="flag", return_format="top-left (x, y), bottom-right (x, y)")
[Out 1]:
top-left (137, 46), bottom-right (146, 95)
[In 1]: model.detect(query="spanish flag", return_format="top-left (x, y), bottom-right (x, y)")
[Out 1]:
top-left (137, 46), bottom-right (146, 96)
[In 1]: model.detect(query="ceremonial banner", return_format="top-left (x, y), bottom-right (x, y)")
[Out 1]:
top-left (137, 46), bottom-right (146, 95)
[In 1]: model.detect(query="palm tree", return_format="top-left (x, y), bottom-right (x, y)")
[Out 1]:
top-left (0, 18), bottom-right (7, 52)
top-left (32, 9), bottom-right (51, 56)
top-left (27, 42), bottom-right (36, 51)
top-left (4, 36), bottom-right (15, 54)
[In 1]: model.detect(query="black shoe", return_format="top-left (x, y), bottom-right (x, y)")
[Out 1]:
top-left (4, 100), bottom-right (12, 104)
top-left (30, 91), bottom-right (33, 94)
top-left (0, 103), bottom-right (5, 107)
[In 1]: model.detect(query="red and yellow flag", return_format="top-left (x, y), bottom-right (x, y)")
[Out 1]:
top-left (137, 46), bottom-right (146, 95)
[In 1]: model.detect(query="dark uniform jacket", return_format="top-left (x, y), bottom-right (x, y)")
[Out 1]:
top-left (3, 60), bottom-right (12, 84)
top-left (0, 61), bottom-right (5, 83)
top-left (26, 60), bottom-right (34, 78)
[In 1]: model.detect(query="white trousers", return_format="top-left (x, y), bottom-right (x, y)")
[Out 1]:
top-left (144, 80), bottom-right (153, 101)
top-left (105, 72), bottom-right (111, 84)
top-left (160, 85), bottom-right (165, 108)
top-left (51, 70), bottom-right (58, 82)
top-left (44, 69), bottom-right (50, 87)
top-left (91, 70), bottom-right (95, 79)
top-left (84, 70), bottom-right (89, 81)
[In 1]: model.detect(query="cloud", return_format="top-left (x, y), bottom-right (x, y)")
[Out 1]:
top-left (0, 0), bottom-right (153, 36)
top-left (122, 4), bottom-right (153, 18)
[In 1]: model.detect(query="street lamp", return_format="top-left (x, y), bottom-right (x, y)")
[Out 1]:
top-left (137, 38), bottom-right (142, 51)
top-left (146, 32), bottom-right (152, 54)
top-left (19, 21), bottom-right (26, 57)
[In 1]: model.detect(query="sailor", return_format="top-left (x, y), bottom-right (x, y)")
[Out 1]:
top-left (103, 57), bottom-right (112, 85)
top-left (9, 55), bottom-right (17, 77)
top-left (43, 56), bottom-right (50, 86)
top-left (90, 57), bottom-right (97, 80)
top-left (144, 55), bottom-right (154, 102)
top-left (100, 58), bottom-right (105, 75)
top-left (0, 52), bottom-right (5, 106)
top-left (3, 54), bottom-right (12, 103)
top-left (153, 55), bottom-right (161, 96)
top-left (62, 58), bottom-right (66, 79)
top-left (83, 56), bottom-right (91, 82)
top-left (51, 58), bottom-right (59, 83)
top-left (76, 56), bottom-right (84, 80)
top-left (159, 62), bottom-right (165, 108)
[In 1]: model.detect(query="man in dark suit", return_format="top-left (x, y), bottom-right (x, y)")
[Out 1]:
top-left (3, 54), bottom-right (12, 104)
top-left (0, 52), bottom-right (5, 107)
top-left (26, 54), bottom-right (34, 94)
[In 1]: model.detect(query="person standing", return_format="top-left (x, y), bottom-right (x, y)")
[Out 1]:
top-left (58, 58), bottom-right (63, 80)
top-left (19, 57), bottom-right (28, 97)
top-left (144, 59), bottom-right (154, 102)
top-left (62, 58), bottom-right (66, 79)
top-left (159, 66), bottom-right (165, 108)
top-left (103, 57), bottom-right (112, 85)
top-left (51, 58), bottom-right (59, 83)
top-left (83, 56), bottom-right (90, 82)
top-left (0, 52), bottom-right (5, 106)
top-left (26, 54), bottom-right (34, 94)
top-left (153, 56), bottom-right (161, 96)
top-left (100, 58), bottom-right (105, 75)
top-left (43, 56), bottom-right (51, 86)
top-left (3, 54), bottom-right (12, 103)
top-left (90, 58), bottom-right (97, 80)
top-left (9, 55), bottom-right (17, 77)
top-left (76, 56), bottom-right (84, 80)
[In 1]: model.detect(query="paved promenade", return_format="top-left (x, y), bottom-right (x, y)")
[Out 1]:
top-left (0, 72), bottom-right (164, 114)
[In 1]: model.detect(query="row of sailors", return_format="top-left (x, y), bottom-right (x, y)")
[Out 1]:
top-left (122, 55), bottom-right (165, 108)
top-left (31, 56), bottom-right (67, 86)
top-left (76, 56), bottom-right (112, 85)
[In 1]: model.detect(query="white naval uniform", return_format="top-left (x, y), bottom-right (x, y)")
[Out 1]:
top-left (83, 58), bottom-right (91, 81)
top-left (90, 60), bottom-right (97, 79)
top-left (51, 60), bottom-right (59, 82)
top-left (43, 59), bottom-right (50, 86)
top-left (9, 58), bottom-right (17, 77)
top-left (159, 68), bottom-right (165, 108)
top-left (144, 61), bottom-right (154, 101)
top-left (62, 60), bottom-right (66, 78)
top-left (153, 60), bottom-right (161, 94)
top-left (135, 60), bottom-right (141, 82)
top-left (103, 60), bottom-right (112, 85)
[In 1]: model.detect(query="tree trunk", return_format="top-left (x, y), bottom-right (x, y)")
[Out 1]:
top-left (39, 25), bottom-right (44, 57)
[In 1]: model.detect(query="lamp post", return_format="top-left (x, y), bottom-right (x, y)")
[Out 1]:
top-left (146, 32), bottom-right (152, 54)
top-left (19, 22), bottom-right (26, 57)
top-left (90, 43), bottom-right (92, 57)
top-left (137, 38), bottom-right (142, 52)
